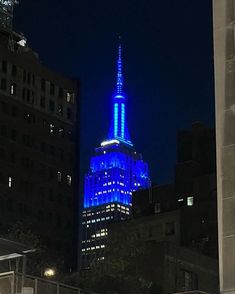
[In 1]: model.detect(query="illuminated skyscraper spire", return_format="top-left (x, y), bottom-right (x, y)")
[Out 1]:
top-left (116, 43), bottom-right (123, 95)
top-left (107, 40), bottom-right (132, 146)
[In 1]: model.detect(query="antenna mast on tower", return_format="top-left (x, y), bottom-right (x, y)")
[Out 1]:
top-left (0, 0), bottom-right (19, 31)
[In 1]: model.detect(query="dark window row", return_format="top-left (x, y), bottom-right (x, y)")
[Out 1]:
top-left (39, 186), bottom-right (72, 208)
top-left (1, 78), bottom-right (17, 95)
top-left (1, 61), bottom-right (17, 77)
top-left (1, 60), bottom-right (75, 103)
top-left (0, 145), bottom-right (72, 188)
top-left (0, 101), bottom-right (74, 142)
top-left (0, 124), bottom-right (73, 164)
top-left (1, 78), bottom-right (73, 119)
top-left (41, 78), bottom-right (75, 104)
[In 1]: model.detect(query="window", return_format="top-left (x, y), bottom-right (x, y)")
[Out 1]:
top-left (2, 60), bottom-right (7, 73)
top-left (27, 72), bottom-right (31, 84)
top-left (23, 70), bottom-right (26, 82)
top-left (67, 92), bottom-right (75, 103)
top-left (154, 203), bottom-right (161, 213)
top-left (66, 92), bottom-right (71, 102)
top-left (58, 104), bottom-right (63, 115)
top-left (49, 100), bottom-right (55, 112)
top-left (58, 128), bottom-right (64, 137)
top-left (66, 175), bottom-right (72, 186)
top-left (165, 222), bottom-right (175, 236)
top-left (57, 171), bottom-right (62, 183)
top-left (40, 96), bottom-right (46, 108)
top-left (22, 88), bottom-right (25, 100)
top-left (8, 176), bottom-right (12, 188)
top-left (67, 107), bottom-right (72, 120)
top-left (1, 78), bottom-right (7, 90)
top-left (31, 91), bottom-right (35, 104)
top-left (26, 89), bottom-right (30, 102)
top-left (41, 79), bottom-right (46, 91)
top-left (10, 83), bottom-right (16, 95)
top-left (49, 124), bottom-right (55, 134)
top-left (58, 87), bottom-right (64, 98)
top-left (187, 196), bottom-right (194, 206)
top-left (50, 83), bottom-right (55, 95)
top-left (179, 270), bottom-right (195, 292)
top-left (32, 74), bottom-right (35, 86)
top-left (11, 65), bottom-right (17, 77)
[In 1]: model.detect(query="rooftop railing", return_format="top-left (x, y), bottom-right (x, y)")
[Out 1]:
top-left (0, 271), bottom-right (97, 294)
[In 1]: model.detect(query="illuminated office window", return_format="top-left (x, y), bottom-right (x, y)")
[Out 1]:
top-left (57, 171), bottom-right (62, 183)
top-left (187, 196), bottom-right (194, 206)
top-left (10, 83), bottom-right (16, 95)
top-left (49, 124), bottom-right (55, 134)
top-left (66, 175), bottom-right (72, 186)
top-left (8, 176), bottom-right (12, 188)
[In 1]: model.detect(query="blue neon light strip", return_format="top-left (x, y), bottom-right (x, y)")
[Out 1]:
top-left (117, 45), bottom-right (123, 94)
top-left (121, 103), bottom-right (125, 139)
top-left (114, 103), bottom-right (118, 137)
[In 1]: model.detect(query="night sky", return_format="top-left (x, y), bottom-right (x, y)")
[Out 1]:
top-left (14, 0), bottom-right (215, 185)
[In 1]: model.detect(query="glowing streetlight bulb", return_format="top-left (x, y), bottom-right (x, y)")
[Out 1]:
top-left (44, 268), bottom-right (55, 277)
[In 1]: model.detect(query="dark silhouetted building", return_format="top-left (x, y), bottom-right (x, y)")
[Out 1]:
top-left (133, 123), bottom-right (218, 258)
top-left (0, 1), bottom-right (79, 271)
top-left (175, 122), bottom-right (216, 203)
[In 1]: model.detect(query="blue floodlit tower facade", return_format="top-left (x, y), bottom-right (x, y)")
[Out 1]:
top-left (81, 42), bottom-right (150, 268)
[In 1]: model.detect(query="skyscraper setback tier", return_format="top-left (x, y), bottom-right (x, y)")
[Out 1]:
top-left (0, 0), bottom-right (79, 271)
top-left (81, 43), bottom-right (150, 268)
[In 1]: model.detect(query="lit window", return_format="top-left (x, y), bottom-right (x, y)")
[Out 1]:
top-left (8, 176), bottom-right (12, 188)
top-left (57, 171), bottom-right (62, 182)
top-left (66, 175), bottom-right (72, 186)
top-left (66, 92), bottom-right (71, 102)
top-left (49, 124), bottom-right (55, 134)
top-left (187, 196), bottom-right (194, 206)
top-left (154, 203), bottom-right (161, 213)
top-left (10, 83), bottom-right (16, 95)
top-left (58, 128), bottom-right (64, 136)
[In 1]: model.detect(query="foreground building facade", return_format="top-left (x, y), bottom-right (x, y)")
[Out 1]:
top-left (213, 0), bottom-right (235, 293)
top-left (0, 1), bottom-right (79, 271)
top-left (81, 44), bottom-right (150, 268)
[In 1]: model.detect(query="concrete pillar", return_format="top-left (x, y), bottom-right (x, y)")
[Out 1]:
top-left (213, 0), bottom-right (235, 293)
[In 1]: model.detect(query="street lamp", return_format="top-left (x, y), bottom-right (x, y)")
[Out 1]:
top-left (44, 268), bottom-right (56, 278)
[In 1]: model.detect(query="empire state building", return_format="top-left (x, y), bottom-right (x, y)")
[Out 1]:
top-left (81, 42), bottom-right (150, 268)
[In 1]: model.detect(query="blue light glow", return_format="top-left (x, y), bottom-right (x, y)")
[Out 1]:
top-left (114, 103), bottom-right (118, 137)
top-left (121, 103), bottom-right (125, 139)
top-left (84, 145), bottom-right (150, 208)
top-left (108, 42), bottom-right (132, 146)
top-left (83, 42), bottom-right (150, 209)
